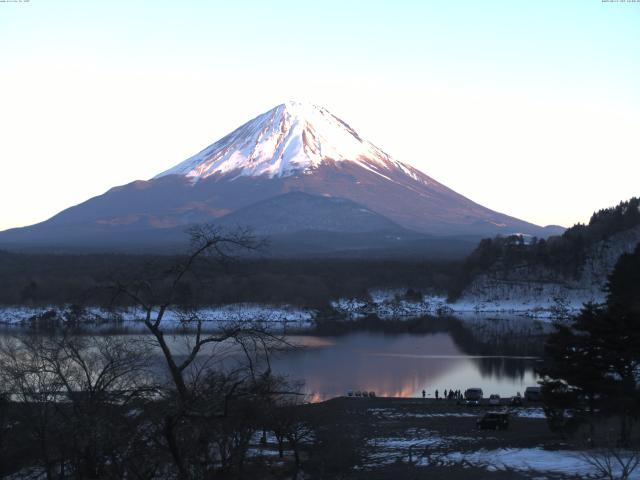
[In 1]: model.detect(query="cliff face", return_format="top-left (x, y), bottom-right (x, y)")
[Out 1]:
top-left (457, 226), bottom-right (640, 312)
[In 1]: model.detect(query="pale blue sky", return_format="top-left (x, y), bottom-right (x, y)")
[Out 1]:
top-left (1, 0), bottom-right (638, 230)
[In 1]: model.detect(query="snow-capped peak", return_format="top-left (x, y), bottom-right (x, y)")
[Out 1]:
top-left (154, 101), bottom-right (421, 182)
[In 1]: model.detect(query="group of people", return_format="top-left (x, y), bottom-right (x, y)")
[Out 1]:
top-left (421, 388), bottom-right (463, 400)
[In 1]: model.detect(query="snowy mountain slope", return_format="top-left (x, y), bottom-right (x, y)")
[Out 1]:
top-left (150, 101), bottom-right (559, 237)
top-left (0, 101), bottom-right (563, 253)
top-left (155, 101), bottom-right (420, 182)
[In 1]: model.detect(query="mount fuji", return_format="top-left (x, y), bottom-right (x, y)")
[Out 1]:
top-left (0, 101), bottom-right (563, 256)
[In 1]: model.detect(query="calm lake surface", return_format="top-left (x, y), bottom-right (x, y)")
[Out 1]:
top-left (272, 331), bottom-right (541, 401)
top-left (0, 315), bottom-right (548, 402)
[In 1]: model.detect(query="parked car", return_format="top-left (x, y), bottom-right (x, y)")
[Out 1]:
top-left (525, 386), bottom-right (542, 402)
top-left (489, 394), bottom-right (501, 406)
top-left (465, 388), bottom-right (483, 400)
top-left (477, 412), bottom-right (509, 430)
top-left (369, 391), bottom-right (376, 397)
top-left (510, 395), bottom-right (523, 406)
top-left (464, 388), bottom-right (483, 406)
top-left (347, 390), bottom-right (354, 397)
top-left (354, 391), bottom-right (362, 397)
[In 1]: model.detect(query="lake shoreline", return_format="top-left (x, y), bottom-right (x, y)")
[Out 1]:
top-left (0, 295), bottom-right (575, 332)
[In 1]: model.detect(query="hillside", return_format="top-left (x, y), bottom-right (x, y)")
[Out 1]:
top-left (451, 198), bottom-right (640, 311)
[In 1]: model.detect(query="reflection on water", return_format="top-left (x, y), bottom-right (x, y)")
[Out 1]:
top-left (0, 315), bottom-right (548, 402)
top-left (272, 325), bottom-right (544, 401)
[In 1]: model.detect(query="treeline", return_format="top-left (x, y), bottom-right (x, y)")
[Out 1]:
top-left (0, 252), bottom-right (460, 309)
top-left (4, 198), bottom-right (638, 308)
top-left (449, 197), bottom-right (640, 299)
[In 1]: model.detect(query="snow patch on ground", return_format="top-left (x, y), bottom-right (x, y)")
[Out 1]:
top-left (366, 428), bottom-right (639, 479)
top-left (426, 447), bottom-right (640, 478)
top-left (366, 429), bottom-right (482, 466)
top-left (514, 408), bottom-right (547, 419)
top-left (368, 408), bottom-right (478, 419)
top-left (366, 431), bottom-right (444, 465)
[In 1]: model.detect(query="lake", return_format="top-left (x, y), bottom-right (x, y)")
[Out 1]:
top-left (272, 330), bottom-right (542, 401)
top-left (0, 314), bottom-right (549, 402)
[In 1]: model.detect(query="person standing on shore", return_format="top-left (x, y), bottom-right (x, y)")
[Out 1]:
top-left (435, 389), bottom-right (439, 400)
top-left (422, 389), bottom-right (426, 399)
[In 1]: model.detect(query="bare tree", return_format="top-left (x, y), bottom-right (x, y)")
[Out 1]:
top-left (262, 377), bottom-right (312, 471)
top-left (110, 225), bottom-right (295, 478)
top-left (0, 385), bottom-right (8, 475)
top-left (112, 225), bottom-right (269, 400)
top-left (1, 335), bottom-right (68, 479)
top-left (0, 225), bottom-right (297, 478)
top-left (581, 448), bottom-right (640, 480)
top-left (0, 333), bottom-right (154, 479)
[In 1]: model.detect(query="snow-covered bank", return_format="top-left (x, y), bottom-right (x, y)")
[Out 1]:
top-left (0, 292), bottom-right (575, 331)
top-left (331, 291), bottom-right (453, 320)
top-left (0, 282), bottom-right (597, 330)
top-left (0, 304), bottom-right (315, 331)
top-left (331, 288), bottom-right (581, 320)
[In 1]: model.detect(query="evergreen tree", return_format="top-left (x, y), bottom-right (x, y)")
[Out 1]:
top-left (538, 243), bottom-right (640, 445)
top-left (607, 243), bottom-right (640, 318)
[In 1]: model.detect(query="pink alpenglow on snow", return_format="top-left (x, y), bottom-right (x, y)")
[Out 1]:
top-left (155, 101), bottom-right (424, 183)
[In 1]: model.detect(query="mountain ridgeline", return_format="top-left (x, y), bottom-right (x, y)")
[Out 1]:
top-left (451, 197), bottom-right (640, 302)
top-left (0, 101), bottom-right (562, 256)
